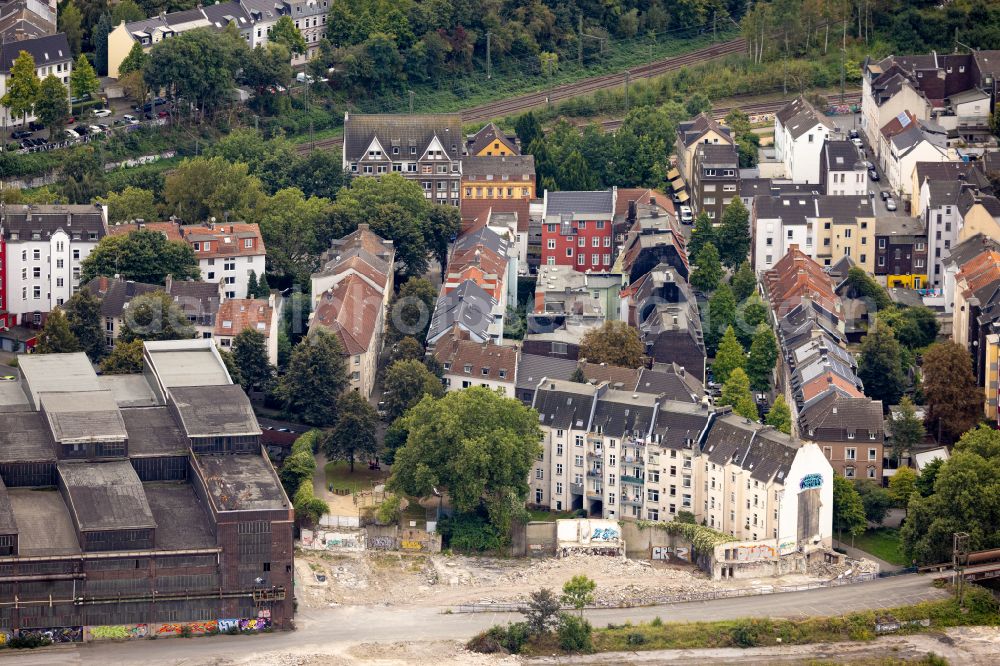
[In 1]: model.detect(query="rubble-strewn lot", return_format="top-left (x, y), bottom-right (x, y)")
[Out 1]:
top-left (294, 549), bottom-right (877, 610)
top-left (207, 640), bottom-right (519, 666)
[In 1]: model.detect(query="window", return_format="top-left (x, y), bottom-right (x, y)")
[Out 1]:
top-left (556, 482), bottom-right (563, 495)
top-left (566, 247), bottom-right (573, 257)
top-left (244, 238), bottom-right (253, 249)
top-left (577, 253), bottom-right (585, 265)
top-left (867, 467), bottom-right (876, 479)
top-left (608, 493), bottom-right (615, 505)
top-left (578, 237), bottom-right (585, 247)
top-left (647, 489), bottom-right (659, 502)
top-left (535, 469), bottom-right (543, 480)
top-left (878, 238), bottom-right (886, 249)
top-left (574, 455), bottom-right (583, 467)
top-left (846, 448), bottom-right (856, 460)
top-left (32, 286), bottom-right (40, 299)
top-left (547, 239), bottom-right (555, 250)
top-left (592, 237), bottom-right (600, 248)
top-left (845, 466), bottom-right (855, 478)
top-left (535, 488), bottom-right (543, 503)
top-left (32, 267), bottom-right (40, 278)
top-left (56, 278), bottom-right (63, 287)
top-left (592, 254), bottom-right (600, 265)
top-left (868, 448), bottom-right (877, 461)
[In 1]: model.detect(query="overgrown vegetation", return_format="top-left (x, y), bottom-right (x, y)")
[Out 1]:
top-left (634, 519), bottom-right (736, 554)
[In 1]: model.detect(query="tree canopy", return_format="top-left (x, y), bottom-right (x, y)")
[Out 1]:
top-left (716, 198), bottom-right (750, 267)
top-left (832, 474), bottom-right (867, 542)
top-left (764, 395), bottom-right (792, 434)
top-left (719, 367), bottom-right (757, 420)
top-left (35, 310), bottom-right (80, 354)
top-left (231, 329), bottom-right (275, 394)
top-left (578, 321), bottom-right (644, 368)
top-left (64, 289), bottom-right (105, 361)
top-left (857, 319), bottom-right (905, 407)
top-left (690, 242), bottom-right (723, 293)
top-left (278, 331), bottom-right (349, 427)
top-left (922, 341), bottom-right (981, 443)
top-left (381, 358), bottom-right (445, 422)
top-left (80, 229), bottom-right (199, 285)
top-left (746, 324), bottom-right (778, 392)
top-left (390, 387), bottom-right (542, 538)
top-left (324, 391), bottom-right (379, 472)
top-left (118, 291), bottom-right (195, 342)
top-left (711, 325), bottom-right (744, 385)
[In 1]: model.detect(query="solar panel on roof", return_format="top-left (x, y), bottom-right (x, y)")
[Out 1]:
top-left (897, 111), bottom-right (911, 128)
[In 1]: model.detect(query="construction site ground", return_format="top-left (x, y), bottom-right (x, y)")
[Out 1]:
top-left (294, 548), bottom-right (877, 611)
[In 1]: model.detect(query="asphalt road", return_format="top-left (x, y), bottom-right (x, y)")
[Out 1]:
top-left (4, 575), bottom-right (948, 665)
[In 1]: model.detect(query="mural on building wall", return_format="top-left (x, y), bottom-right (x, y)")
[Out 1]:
top-left (85, 624), bottom-right (149, 641)
top-left (651, 545), bottom-right (690, 562)
top-left (218, 617), bottom-right (272, 632)
top-left (732, 543), bottom-right (777, 562)
top-left (799, 473), bottom-right (823, 490)
top-left (154, 620), bottom-right (218, 636)
top-left (18, 626), bottom-right (83, 643)
top-left (591, 527), bottom-right (619, 542)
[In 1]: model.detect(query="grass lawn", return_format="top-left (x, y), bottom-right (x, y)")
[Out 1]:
top-left (852, 527), bottom-right (909, 567)
top-left (527, 508), bottom-right (578, 522)
top-left (324, 460), bottom-right (388, 494)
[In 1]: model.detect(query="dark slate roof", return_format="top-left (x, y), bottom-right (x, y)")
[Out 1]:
top-left (454, 225), bottom-right (507, 257)
top-left (694, 142), bottom-right (738, 167)
top-left (83, 277), bottom-right (160, 317)
top-left (740, 428), bottom-right (799, 483)
top-left (944, 234), bottom-right (1000, 270)
top-left (777, 97), bottom-right (833, 139)
top-left (545, 189), bottom-right (615, 217)
top-left (754, 194), bottom-right (820, 224)
top-left (798, 389), bottom-right (884, 440)
top-left (532, 380), bottom-right (597, 430)
top-left (57, 461), bottom-right (156, 531)
top-left (1, 32), bottom-right (71, 71)
top-left (824, 140), bottom-right (866, 170)
top-left (463, 155), bottom-right (534, 179)
top-left (958, 189), bottom-right (1000, 218)
top-left (194, 453), bottom-right (287, 512)
top-left (875, 216), bottom-right (925, 239)
top-left (1, 204), bottom-right (107, 241)
top-left (703, 412), bottom-right (757, 466)
top-left (741, 179), bottom-right (819, 198)
top-left (122, 406), bottom-right (190, 457)
top-left (816, 195), bottom-right (876, 221)
top-left (590, 391), bottom-right (658, 439)
top-left (343, 113), bottom-right (463, 161)
top-left (427, 280), bottom-right (495, 344)
top-left (516, 354), bottom-right (579, 391)
top-left (676, 113), bottom-right (732, 148)
top-left (466, 122), bottom-right (519, 156)
top-left (0, 478), bottom-right (16, 535)
top-left (650, 401), bottom-right (712, 450)
top-left (635, 367), bottom-right (700, 402)
top-left (169, 384), bottom-right (260, 438)
top-left (201, 1), bottom-right (253, 29)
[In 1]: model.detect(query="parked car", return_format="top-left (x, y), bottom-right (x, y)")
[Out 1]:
top-left (28, 121), bottom-right (45, 131)
top-left (92, 108), bottom-right (112, 118)
top-left (69, 93), bottom-right (91, 104)
top-left (75, 125), bottom-right (89, 136)
top-left (679, 205), bottom-right (693, 224)
top-left (880, 190), bottom-right (890, 201)
top-left (154, 97), bottom-right (168, 106)
top-left (63, 129), bottom-right (80, 139)
top-left (10, 130), bottom-right (32, 139)
top-left (848, 128), bottom-right (859, 139)
top-left (66, 116), bottom-right (75, 124)
top-left (851, 137), bottom-right (864, 149)
top-left (123, 114), bottom-right (138, 124)
top-left (98, 123), bottom-right (110, 131)
top-left (296, 72), bottom-right (314, 84)
top-left (157, 110), bottom-right (168, 118)
top-left (88, 125), bottom-right (102, 134)
top-left (868, 169), bottom-right (880, 181)
top-left (885, 197), bottom-right (897, 211)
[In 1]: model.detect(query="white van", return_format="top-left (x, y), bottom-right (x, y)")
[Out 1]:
top-left (680, 206), bottom-right (693, 224)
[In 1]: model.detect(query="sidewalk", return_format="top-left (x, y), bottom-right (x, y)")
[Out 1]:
top-left (835, 538), bottom-right (904, 573)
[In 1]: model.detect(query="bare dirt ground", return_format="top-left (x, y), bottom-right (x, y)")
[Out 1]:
top-left (213, 640), bottom-right (519, 666)
top-left (294, 549), bottom-right (877, 610)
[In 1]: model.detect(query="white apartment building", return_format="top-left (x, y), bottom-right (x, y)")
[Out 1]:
top-left (3, 204), bottom-right (108, 323)
top-left (179, 223), bottom-right (265, 301)
top-left (0, 33), bottom-right (71, 127)
top-left (529, 380), bottom-right (833, 548)
top-left (773, 97), bottom-right (836, 184)
top-left (821, 140), bottom-right (868, 197)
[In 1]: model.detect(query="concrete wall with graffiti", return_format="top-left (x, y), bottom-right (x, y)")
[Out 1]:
top-left (79, 618), bottom-right (271, 642)
top-left (712, 538), bottom-right (807, 579)
top-left (217, 617), bottom-right (271, 633)
top-left (555, 519), bottom-right (624, 557)
top-left (300, 528), bottom-right (366, 551)
top-left (17, 626), bottom-right (84, 643)
top-left (359, 524), bottom-right (441, 553)
top-left (621, 522), bottom-right (697, 566)
top-left (84, 624), bottom-right (149, 641)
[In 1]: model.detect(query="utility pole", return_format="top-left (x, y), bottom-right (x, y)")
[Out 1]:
top-left (953, 532), bottom-right (970, 609)
top-left (408, 90), bottom-right (414, 114)
top-left (486, 32), bottom-right (492, 80)
top-left (713, 12), bottom-right (717, 42)
top-left (624, 70), bottom-right (630, 113)
top-left (578, 15), bottom-right (584, 67)
top-left (841, 47), bottom-right (846, 104)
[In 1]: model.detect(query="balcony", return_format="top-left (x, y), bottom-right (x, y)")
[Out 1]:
top-left (586, 469), bottom-right (601, 478)
top-left (586, 489), bottom-right (603, 500)
top-left (587, 451), bottom-right (601, 460)
top-left (622, 456), bottom-right (645, 466)
top-left (621, 475), bottom-right (644, 485)
top-left (621, 497), bottom-right (642, 507)
top-left (570, 483), bottom-right (584, 495)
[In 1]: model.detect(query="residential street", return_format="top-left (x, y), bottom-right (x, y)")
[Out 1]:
top-left (4, 575), bottom-right (948, 665)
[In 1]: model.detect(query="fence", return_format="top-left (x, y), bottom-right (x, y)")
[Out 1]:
top-left (450, 572), bottom-right (881, 613)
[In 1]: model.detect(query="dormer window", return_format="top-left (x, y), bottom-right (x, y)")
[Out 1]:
top-left (463, 364), bottom-right (472, 373)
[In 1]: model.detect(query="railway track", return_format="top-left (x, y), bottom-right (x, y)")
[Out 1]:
top-left (460, 37), bottom-right (746, 124)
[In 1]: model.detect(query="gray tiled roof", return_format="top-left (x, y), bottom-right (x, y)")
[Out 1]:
top-left (532, 380), bottom-right (598, 430)
top-left (463, 155), bottom-right (534, 179)
top-left (1, 32), bottom-right (70, 71)
top-left (650, 401), bottom-right (712, 450)
top-left (169, 384), bottom-right (260, 438)
top-left (798, 389), bottom-right (884, 440)
top-left (754, 194), bottom-right (819, 224)
top-left (944, 234), bottom-right (1000, 270)
top-left (545, 189), bottom-right (615, 217)
top-left (694, 142), bottom-right (738, 167)
top-left (466, 122), bottom-right (519, 155)
top-left (427, 280), bottom-right (495, 344)
top-left (590, 390), bottom-right (657, 439)
top-left (636, 365), bottom-right (702, 402)
top-left (454, 225), bottom-right (507, 257)
top-left (1, 204), bottom-right (106, 241)
top-left (515, 354), bottom-right (578, 390)
top-left (824, 140), bottom-right (866, 170)
top-left (57, 461), bottom-right (156, 531)
top-left (343, 113), bottom-right (464, 161)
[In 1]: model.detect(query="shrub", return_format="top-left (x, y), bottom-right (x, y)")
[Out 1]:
top-left (626, 631), bottom-right (648, 646)
top-left (730, 618), bottom-right (772, 647)
top-left (437, 512), bottom-right (502, 552)
top-left (557, 613), bottom-right (593, 653)
top-left (376, 494), bottom-right (402, 525)
top-left (650, 616), bottom-right (663, 627)
top-left (179, 625), bottom-right (193, 638)
top-left (467, 622), bottom-right (531, 654)
top-left (7, 634), bottom-right (53, 649)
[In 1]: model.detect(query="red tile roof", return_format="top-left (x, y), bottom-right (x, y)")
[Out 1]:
top-left (109, 221), bottom-right (265, 259)
top-left (459, 198), bottom-right (531, 234)
top-left (214, 299), bottom-right (273, 338)
top-left (310, 274), bottom-right (384, 355)
top-left (614, 188), bottom-right (676, 218)
top-left (763, 246), bottom-right (841, 318)
top-left (433, 334), bottom-right (518, 383)
top-left (109, 221), bottom-right (183, 241)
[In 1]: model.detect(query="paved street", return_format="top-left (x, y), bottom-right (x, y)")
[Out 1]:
top-left (3, 575), bottom-right (948, 665)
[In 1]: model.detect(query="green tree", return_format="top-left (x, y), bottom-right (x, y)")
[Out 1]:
top-left (690, 242), bottom-right (723, 293)
top-left (857, 319), bottom-right (905, 406)
top-left (881, 306), bottom-right (939, 349)
top-left (712, 325), bottom-right (744, 385)
top-left (111, 0), bottom-right (145, 25)
top-left (390, 387), bottom-right (542, 539)
top-left (833, 474), bottom-right (867, 543)
top-left (1, 51), bottom-right (40, 126)
top-left (389, 277), bottom-right (437, 342)
top-left (687, 212), bottom-right (715, 260)
top-left (34, 310), bottom-right (81, 354)
top-left (391, 336), bottom-right (424, 363)
top-left (382, 359), bottom-right (444, 422)
top-left (561, 575), bottom-right (596, 616)
top-left (844, 266), bottom-right (891, 311)
top-left (514, 112), bottom-right (543, 148)
top-left (923, 341), bottom-right (981, 443)
top-left (736, 292), bottom-right (768, 348)
top-left (254, 187), bottom-right (332, 283)
top-left (93, 13), bottom-right (113, 75)
top-left (231, 329), bottom-right (274, 393)
top-left (426, 205), bottom-right (461, 275)
top-left (915, 457), bottom-right (942, 498)
top-left (95, 187), bottom-right (158, 224)
top-left (60, 1), bottom-right (84, 56)
top-left (324, 391), bottom-right (379, 473)
top-left (64, 289), bottom-right (105, 361)
top-left (890, 396), bottom-right (925, 463)
top-left (522, 588), bottom-right (560, 635)
top-left (163, 157), bottom-right (265, 223)
top-left (279, 331), bottom-right (349, 427)
top-left (282, 291), bottom-right (311, 349)
top-left (888, 466), bottom-right (918, 516)
top-left (557, 150), bottom-right (597, 191)
top-left (269, 15), bottom-right (308, 55)
top-left (241, 43), bottom-right (293, 96)
top-left (730, 260), bottom-right (757, 301)
top-left (716, 198), bottom-right (750, 267)
top-left (955, 424), bottom-right (1000, 459)
top-left (764, 394), bottom-right (792, 434)
top-left (705, 281), bottom-right (737, 355)
top-left (578, 321), bottom-right (644, 368)
top-left (99, 339), bottom-right (144, 374)
top-left (220, 350), bottom-right (242, 388)
top-left (60, 146), bottom-right (106, 204)
top-left (247, 271), bottom-right (259, 300)
top-left (34, 75), bottom-right (70, 141)
top-left (719, 367), bottom-right (757, 420)
top-left (81, 229), bottom-right (199, 285)
top-left (746, 324), bottom-right (778, 391)
top-left (118, 41), bottom-right (149, 77)
top-left (569, 366), bottom-right (588, 383)
top-left (854, 479), bottom-right (893, 526)
top-left (119, 291), bottom-right (194, 342)
top-left (70, 54), bottom-right (100, 100)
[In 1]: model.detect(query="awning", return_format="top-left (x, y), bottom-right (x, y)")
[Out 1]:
top-left (676, 190), bottom-right (690, 203)
top-left (667, 167), bottom-right (681, 181)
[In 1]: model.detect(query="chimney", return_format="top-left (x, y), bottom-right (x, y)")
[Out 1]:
top-left (627, 200), bottom-right (637, 225)
top-left (165, 274), bottom-right (173, 293)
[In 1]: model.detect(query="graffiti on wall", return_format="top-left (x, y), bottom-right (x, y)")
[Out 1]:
top-left (217, 617), bottom-right (271, 633)
top-left (400, 540), bottom-right (424, 551)
top-left (85, 624), bottom-right (148, 641)
top-left (651, 545), bottom-right (690, 562)
top-left (19, 627), bottom-right (83, 643)
top-left (799, 474), bottom-right (823, 490)
top-left (154, 621), bottom-right (218, 636)
top-left (778, 540), bottom-right (797, 556)
top-left (590, 527), bottom-right (619, 542)
top-left (369, 536), bottom-right (396, 550)
top-left (0, 629), bottom-right (10, 646)
top-left (732, 544), bottom-right (777, 562)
